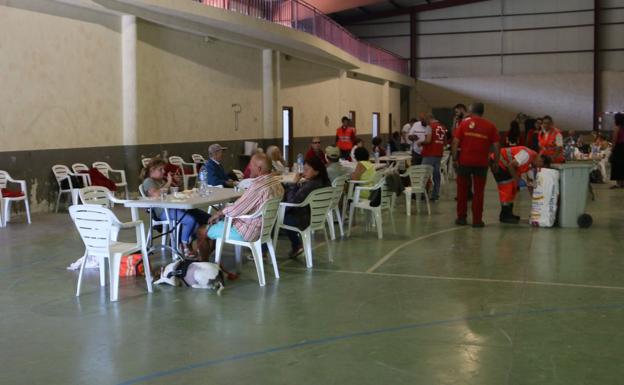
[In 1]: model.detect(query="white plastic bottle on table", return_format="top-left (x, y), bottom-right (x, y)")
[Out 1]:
top-left (386, 144), bottom-right (391, 156)
top-left (296, 153), bottom-right (304, 174)
top-left (198, 164), bottom-right (209, 196)
top-left (374, 150), bottom-right (380, 165)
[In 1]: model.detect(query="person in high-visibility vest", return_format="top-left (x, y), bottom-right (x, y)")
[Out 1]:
top-left (490, 146), bottom-right (550, 223)
top-left (538, 115), bottom-right (565, 163)
top-left (335, 116), bottom-right (356, 159)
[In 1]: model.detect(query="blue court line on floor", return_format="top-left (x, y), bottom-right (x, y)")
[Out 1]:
top-left (116, 302), bottom-right (624, 385)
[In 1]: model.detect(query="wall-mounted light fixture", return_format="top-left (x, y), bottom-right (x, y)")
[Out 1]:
top-left (232, 103), bottom-right (242, 131)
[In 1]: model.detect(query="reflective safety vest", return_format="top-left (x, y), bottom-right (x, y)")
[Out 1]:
top-left (499, 146), bottom-right (537, 175)
top-left (336, 126), bottom-right (355, 151)
top-left (538, 128), bottom-right (565, 163)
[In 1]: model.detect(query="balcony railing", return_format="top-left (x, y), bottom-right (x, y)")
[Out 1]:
top-left (195, 0), bottom-right (409, 75)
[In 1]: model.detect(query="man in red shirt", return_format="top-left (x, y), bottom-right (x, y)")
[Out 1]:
top-left (335, 116), bottom-right (356, 159)
top-left (305, 137), bottom-right (327, 165)
top-left (451, 103), bottom-right (500, 227)
top-left (421, 113), bottom-right (448, 201)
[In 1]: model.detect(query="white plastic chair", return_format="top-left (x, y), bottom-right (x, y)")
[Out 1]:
top-left (347, 176), bottom-right (394, 240)
top-left (71, 163), bottom-right (92, 186)
top-left (141, 157), bottom-right (151, 168)
top-left (52, 165), bottom-right (83, 212)
top-left (92, 162), bottom-right (129, 199)
top-left (169, 156), bottom-right (198, 190)
top-left (69, 204), bottom-right (153, 302)
top-left (0, 171), bottom-right (31, 227)
top-left (273, 187), bottom-right (334, 268)
top-left (404, 165), bottom-right (433, 216)
top-left (440, 152), bottom-right (451, 185)
top-left (191, 154), bottom-right (205, 164)
top-left (214, 197), bottom-right (282, 286)
top-left (232, 169), bottom-right (245, 181)
top-left (138, 184), bottom-right (174, 248)
top-left (326, 174), bottom-right (348, 240)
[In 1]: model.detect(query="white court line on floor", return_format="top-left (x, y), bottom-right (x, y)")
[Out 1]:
top-left (281, 266), bottom-right (624, 291)
top-left (366, 227), bottom-right (465, 273)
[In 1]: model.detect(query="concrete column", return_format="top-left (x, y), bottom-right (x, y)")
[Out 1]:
top-left (262, 49), bottom-right (280, 139)
top-left (121, 14), bottom-right (137, 146)
top-left (121, 15), bottom-right (139, 193)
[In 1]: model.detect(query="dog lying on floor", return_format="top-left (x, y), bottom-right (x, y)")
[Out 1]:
top-left (154, 260), bottom-right (225, 295)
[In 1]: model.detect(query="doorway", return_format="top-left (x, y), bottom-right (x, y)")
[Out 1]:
top-left (372, 112), bottom-right (380, 138)
top-left (282, 107), bottom-right (293, 165)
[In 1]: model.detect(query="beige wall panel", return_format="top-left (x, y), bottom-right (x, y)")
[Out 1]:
top-left (0, 5), bottom-right (122, 151)
top-left (280, 57), bottom-right (391, 139)
top-left (602, 71), bottom-right (624, 114)
top-left (136, 20), bottom-right (263, 145)
top-left (280, 56), bottom-right (342, 138)
top-left (413, 73), bottom-right (593, 132)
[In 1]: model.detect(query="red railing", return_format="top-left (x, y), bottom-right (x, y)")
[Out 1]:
top-left (196, 0), bottom-right (409, 75)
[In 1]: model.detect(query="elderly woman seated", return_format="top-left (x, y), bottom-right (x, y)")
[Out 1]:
top-left (266, 145), bottom-right (287, 173)
top-left (141, 159), bottom-right (210, 256)
top-left (281, 156), bottom-right (331, 258)
top-left (350, 147), bottom-right (376, 199)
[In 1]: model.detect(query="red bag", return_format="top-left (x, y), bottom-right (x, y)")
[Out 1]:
top-left (87, 168), bottom-right (117, 191)
top-left (119, 254), bottom-right (145, 276)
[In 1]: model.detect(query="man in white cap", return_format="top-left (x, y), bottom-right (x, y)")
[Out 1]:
top-left (325, 145), bottom-right (347, 182)
top-left (206, 144), bottom-right (235, 187)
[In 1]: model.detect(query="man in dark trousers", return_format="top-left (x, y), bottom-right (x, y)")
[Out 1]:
top-left (451, 103), bottom-right (500, 227)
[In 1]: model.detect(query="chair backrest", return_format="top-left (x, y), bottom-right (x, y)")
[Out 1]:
top-left (79, 186), bottom-right (111, 207)
top-left (72, 163), bottom-right (90, 174)
top-left (0, 171), bottom-right (9, 189)
top-left (69, 205), bottom-right (114, 256)
top-left (168, 156), bottom-right (184, 166)
top-left (379, 176), bottom-right (395, 210)
top-left (232, 169), bottom-right (244, 180)
top-left (141, 158), bottom-right (151, 168)
top-left (52, 165), bottom-right (72, 187)
top-left (304, 187), bottom-right (335, 231)
top-left (330, 174), bottom-right (348, 208)
top-left (92, 162), bottom-right (111, 178)
top-left (257, 197), bottom-right (282, 243)
top-left (138, 184), bottom-right (147, 198)
top-left (408, 165), bottom-right (433, 193)
top-left (191, 154), bottom-right (205, 163)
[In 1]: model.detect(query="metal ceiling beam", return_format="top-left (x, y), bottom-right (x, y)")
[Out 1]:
top-left (388, 0), bottom-right (403, 9)
top-left (340, 0), bottom-right (490, 24)
top-left (593, 0), bottom-right (601, 131)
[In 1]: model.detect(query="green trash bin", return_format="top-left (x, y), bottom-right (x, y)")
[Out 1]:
top-left (552, 162), bottom-right (593, 228)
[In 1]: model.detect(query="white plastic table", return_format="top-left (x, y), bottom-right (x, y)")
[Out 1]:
top-left (124, 188), bottom-right (242, 258)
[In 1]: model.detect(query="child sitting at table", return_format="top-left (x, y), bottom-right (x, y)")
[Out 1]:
top-left (141, 159), bottom-right (210, 257)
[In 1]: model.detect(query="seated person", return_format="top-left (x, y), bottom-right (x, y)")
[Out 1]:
top-left (351, 147), bottom-right (376, 199)
top-left (281, 156), bottom-right (331, 258)
top-left (243, 148), bottom-right (264, 179)
top-left (141, 159), bottom-right (210, 256)
top-left (305, 137), bottom-right (327, 165)
top-left (389, 131), bottom-right (401, 153)
top-left (266, 145), bottom-right (286, 173)
top-left (205, 144), bottom-right (235, 187)
top-left (197, 153), bottom-right (284, 258)
top-left (325, 145), bottom-right (348, 182)
top-left (372, 136), bottom-right (387, 156)
top-left (349, 138), bottom-right (364, 161)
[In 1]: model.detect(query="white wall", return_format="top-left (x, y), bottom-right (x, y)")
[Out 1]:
top-left (0, 3), bottom-right (122, 151)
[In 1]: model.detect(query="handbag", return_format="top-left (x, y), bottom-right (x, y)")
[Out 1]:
top-left (119, 254), bottom-right (145, 276)
top-left (369, 188), bottom-right (382, 207)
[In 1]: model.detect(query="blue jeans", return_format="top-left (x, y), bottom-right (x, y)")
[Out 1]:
top-left (422, 156), bottom-right (442, 200)
top-left (158, 209), bottom-right (198, 244)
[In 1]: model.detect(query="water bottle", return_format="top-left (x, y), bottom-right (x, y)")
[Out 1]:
top-left (198, 164), bottom-right (208, 196)
top-left (386, 144), bottom-right (391, 156)
top-left (296, 153), bottom-right (304, 174)
top-left (374, 150), bottom-right (380, 165)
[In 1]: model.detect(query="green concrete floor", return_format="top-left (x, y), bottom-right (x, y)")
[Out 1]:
top-left (1, 181), bottom-right (623, 385)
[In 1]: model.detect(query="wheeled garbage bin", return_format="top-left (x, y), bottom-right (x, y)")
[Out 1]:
top-left (552, 162), bottom-right (593, 228)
